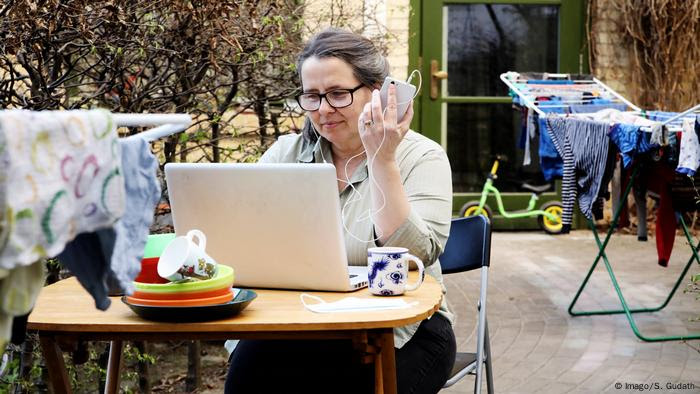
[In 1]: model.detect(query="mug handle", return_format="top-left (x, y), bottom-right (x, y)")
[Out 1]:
top-left (186, 229), bottom-right (207, 251)
top-left (403, 254), bottom-right (424, 291)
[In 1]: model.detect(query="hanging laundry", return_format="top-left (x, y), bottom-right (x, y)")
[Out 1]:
top-left (544, 115), bottom-right (611, 233)
top-left (518, 107), bottom-right (528, 151)
top-left (676, 118), bottom-right (700, 176)
top-left (10, 313), bottom-right (30, 345)
top-left (615, 160), bottom-right (650, 241)
top-left (593, 142), bottom-right (618, 221)
top-left (108, 136), bottom-right (161, 295)
top-left (576, 108), bottom-right (655, 126)
top-left (538, 117), bottom-right (563, 181)
top-left (569, 103), bottom-right (628, 113)
top-left (57, 229), bottom-right (116, 310)
top-left (650, 123), bottom-right (666, 146)
top-left (54, 136), bottom-right (162, 309)
top-left (0, 109), bottom-right (125, 270)
top-left (645, 162), bottom-right (676, 267)
top-left (646, 111), bottom-right (678, 122)
top-left (525, 79), bottom-right (574, 85)
top-left (0, 260), bottom-right (44, 351)
top-left (608, 123), bottom-right (659, 168)
top-left (522, 108), bottom-right (537, 166)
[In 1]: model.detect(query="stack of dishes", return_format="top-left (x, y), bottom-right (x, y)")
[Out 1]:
top-left (128, 265), bottom-right (235, 307)
top-left (123, 234), bottom-right (256, 322)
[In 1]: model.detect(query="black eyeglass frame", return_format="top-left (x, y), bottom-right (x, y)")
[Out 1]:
top-left (295, 84), bottom-right (365, 111)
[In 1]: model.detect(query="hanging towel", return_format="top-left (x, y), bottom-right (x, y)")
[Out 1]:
top-left (676, 118), bottom-right (700, 176)
top-left (108, 136), bottom-right (161, 295)
top-left (545, 115), bottom-right (611, 232)
top-left (0, 109), bottom-right (125, 270)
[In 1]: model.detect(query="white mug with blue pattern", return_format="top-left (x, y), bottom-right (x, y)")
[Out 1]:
top-left (367, 247), bottom-right (425, 296)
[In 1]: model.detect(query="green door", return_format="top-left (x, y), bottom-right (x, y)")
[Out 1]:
top-left (409, 0), bottom-right (587, 229)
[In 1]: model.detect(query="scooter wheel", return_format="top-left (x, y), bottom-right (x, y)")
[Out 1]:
top-left (459, 201), bottom-right (492, 221)
top-left (538, 201), bottom-right (564, 234)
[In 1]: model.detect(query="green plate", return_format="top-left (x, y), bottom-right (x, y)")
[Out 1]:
top-left (134, 265), bottom-right (234, 294)
top-left (143, 233), bottom-right (176, 259)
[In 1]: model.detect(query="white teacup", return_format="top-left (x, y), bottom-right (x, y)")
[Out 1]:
top-left (157, 229), bottom-right (219, 282)
top-left (367, 247), bottom-right (424, 296)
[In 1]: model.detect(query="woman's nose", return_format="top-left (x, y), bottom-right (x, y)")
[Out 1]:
top-left (318, 97), bottom-right (336, 114)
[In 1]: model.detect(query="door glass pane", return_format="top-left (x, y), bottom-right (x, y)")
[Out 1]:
top-left (445, 4), bottom-right (559, 97)
top-left (447, 103), bottom-right (546, 193)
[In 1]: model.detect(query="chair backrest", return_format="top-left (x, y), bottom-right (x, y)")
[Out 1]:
top-left (439, 215), bottom-right (491, 274)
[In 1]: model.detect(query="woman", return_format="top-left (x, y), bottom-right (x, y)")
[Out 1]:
top-left (225, 28), bottom-right (455, 394)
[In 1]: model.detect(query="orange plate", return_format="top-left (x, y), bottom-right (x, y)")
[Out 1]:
top-left (125, 289), bottom-right (234, 307)
top-left (131, 286), bottom-right (232, 301)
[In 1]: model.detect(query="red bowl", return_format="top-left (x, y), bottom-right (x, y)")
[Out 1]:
top-left (134, 257), bottom-right (169, 284)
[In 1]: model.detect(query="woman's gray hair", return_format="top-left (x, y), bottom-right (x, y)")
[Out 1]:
top-left (296, 28), bottom-right (390, 142)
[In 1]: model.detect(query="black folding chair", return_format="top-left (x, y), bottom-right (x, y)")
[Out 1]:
top-left (440, 215), bottom-right (494, 394)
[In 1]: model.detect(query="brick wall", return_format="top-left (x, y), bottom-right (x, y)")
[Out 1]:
top-left (589, 0), bottom-right (632, 100)
top-left (382, 0), bottom-right (411, 80)
top-left (303, 0), bottom-right (411, 80)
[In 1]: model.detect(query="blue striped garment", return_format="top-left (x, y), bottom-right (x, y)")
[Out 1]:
top-left (545, 115), bottom-right (611, 232)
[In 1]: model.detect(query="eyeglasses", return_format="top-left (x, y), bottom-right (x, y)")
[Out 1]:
top-left (295, 84), bottom-right (364, 111)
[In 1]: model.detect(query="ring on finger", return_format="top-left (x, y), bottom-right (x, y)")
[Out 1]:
top-left (364, 119), bottom-right (373, 127)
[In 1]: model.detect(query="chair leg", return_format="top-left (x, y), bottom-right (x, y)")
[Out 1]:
top-left (473, 301), bottom-right (485, 394)
top-left (484, 321), bottom-right (494, 394)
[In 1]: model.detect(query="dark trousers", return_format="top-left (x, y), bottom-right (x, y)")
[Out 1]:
top-left (225, 313), bottom-right (456, 394)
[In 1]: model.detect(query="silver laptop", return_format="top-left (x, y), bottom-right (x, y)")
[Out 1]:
top-left (164, 163), bottom-right (368, 291)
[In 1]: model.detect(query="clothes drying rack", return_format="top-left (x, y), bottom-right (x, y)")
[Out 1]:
top-left (500, 71), bottom-right (641, 115)
top-left (502, 71), bottom-right (700, 342)
top-left (114, 112), bottom-right (192, 142)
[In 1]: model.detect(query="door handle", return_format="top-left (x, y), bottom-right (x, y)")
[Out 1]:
top-left (430, 59), bottom-right (448, 100)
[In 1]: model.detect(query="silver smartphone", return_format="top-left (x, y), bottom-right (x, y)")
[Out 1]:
top-left (379, 76), bottom-right (417, 122)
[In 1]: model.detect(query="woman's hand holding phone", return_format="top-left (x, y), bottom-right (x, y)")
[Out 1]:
top-left (359, 78), bottom-right (415, 163)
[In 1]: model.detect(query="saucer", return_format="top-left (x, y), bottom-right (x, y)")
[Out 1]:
top-left (122, 288), bottom-right (256, 322)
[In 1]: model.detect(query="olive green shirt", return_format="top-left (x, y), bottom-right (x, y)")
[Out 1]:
top-left (259, 130), bottom-right (454, 348)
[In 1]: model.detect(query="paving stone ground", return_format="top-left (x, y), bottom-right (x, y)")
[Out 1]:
top-left (440, 230), bottom-right (700, 394)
